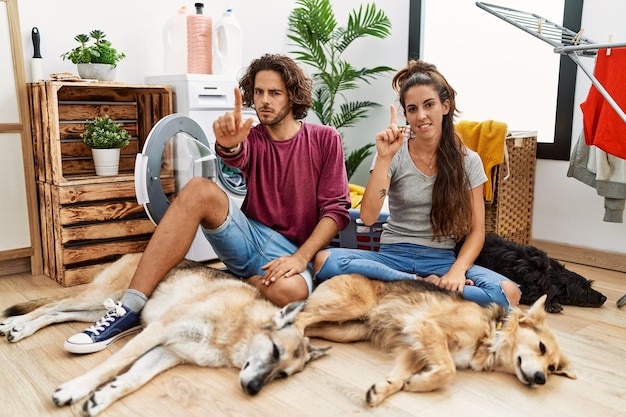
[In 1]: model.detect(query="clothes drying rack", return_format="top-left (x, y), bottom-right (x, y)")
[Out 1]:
top-left (476, 2), bottom-right (626, 124)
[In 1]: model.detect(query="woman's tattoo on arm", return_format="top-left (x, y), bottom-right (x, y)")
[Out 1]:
top-left (379, 188), bottom-right (387, 199)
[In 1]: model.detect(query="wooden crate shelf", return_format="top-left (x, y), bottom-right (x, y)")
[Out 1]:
top-left (28, 82), bottom-right (174, 286)
top-left (28, 81), bottom-right (172, 184)
top-left (38, 179), bottom-right (155, 286)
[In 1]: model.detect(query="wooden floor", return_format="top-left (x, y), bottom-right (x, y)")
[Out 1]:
top-left (1, 262), bottom-right (625, 417)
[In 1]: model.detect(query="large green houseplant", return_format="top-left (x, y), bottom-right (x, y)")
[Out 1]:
top-left (61, 30), bottom-right (126, 81)
top-left (287, 0), bottom-right (394, 180)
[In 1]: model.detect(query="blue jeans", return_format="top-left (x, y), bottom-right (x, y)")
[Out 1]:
top-left (316, 243), bottom-right (518, 307)
top-left (201, 199), bottom-right (315, 293)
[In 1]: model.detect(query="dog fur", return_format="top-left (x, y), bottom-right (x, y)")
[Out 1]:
top-left (455, 234), bottom-right (607, 313)
top-left (295, 274), bottom-right (577, 406)
top-left (0, 254), bottom-right (327, 416)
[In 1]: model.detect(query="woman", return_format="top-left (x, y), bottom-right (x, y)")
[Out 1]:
top-left (314, 59), bottom-right (520, 308)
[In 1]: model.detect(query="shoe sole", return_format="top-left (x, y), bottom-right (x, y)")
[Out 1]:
top-left (64, 326), bottom-right (143, 354)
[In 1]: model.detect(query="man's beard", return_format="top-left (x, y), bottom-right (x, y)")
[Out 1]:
top-left (257, 105), bottom-right (290, 127)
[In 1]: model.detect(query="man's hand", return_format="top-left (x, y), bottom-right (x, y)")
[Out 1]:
top-left (260, 254), bottom-right (309, 286)
top-left (213, 88), bottom-right (255, 149)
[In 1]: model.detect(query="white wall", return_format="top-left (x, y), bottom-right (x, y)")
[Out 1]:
top-left (14, 0), bottom-right (626, 255)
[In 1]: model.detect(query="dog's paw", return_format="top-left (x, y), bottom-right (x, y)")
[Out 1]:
top-left (545, 303), bottom-right (563, 314)
top-left (0, 316), bottom-right (20, 336)
top-left (82, 390), bottom-right (112, 417)
top-left (53, 380), bottom-right (93, 407)
top-left (4, 324), bottom-right (35, 342)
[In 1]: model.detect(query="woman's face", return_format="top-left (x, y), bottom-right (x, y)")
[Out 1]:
top-left (403, 84), bottom-right (450, 142)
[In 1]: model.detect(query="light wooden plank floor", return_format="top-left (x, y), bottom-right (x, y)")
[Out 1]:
top-left (1, 262), bottom-right (625, 417)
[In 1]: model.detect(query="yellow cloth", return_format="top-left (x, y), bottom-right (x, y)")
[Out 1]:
top-left (349, 183), bottom-right (365, 208)
top-left (455, 120), bottom-right (507, 202)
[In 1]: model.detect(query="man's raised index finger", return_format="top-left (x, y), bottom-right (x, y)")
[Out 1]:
top-left (233, 87), bottom-right (243, 121)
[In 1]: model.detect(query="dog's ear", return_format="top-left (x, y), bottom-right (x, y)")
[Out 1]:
top-left (304, 337), bottom-right (331, 362)
top-left (273, 300), bottom-right (307, 329)
top-left (552, 353), bottom-right (577, 380)
top-left (524, 294), bottom-right (548, 323)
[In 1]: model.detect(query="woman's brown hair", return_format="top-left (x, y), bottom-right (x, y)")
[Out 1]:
top-left (392, 60), bottom-right (472, 241)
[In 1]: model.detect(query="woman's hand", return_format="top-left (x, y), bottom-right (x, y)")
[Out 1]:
top-left (375, 105), bottom-right (405, 159)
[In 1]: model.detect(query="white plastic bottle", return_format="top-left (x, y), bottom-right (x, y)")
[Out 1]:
top-left (213, 8), bottom-right (243, 77)
top-left (163, 6), bottom-right (189, 74)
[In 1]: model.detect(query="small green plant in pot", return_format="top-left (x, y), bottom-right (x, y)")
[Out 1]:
top-left (61, 30), bottom-right (126, 81)
top-left (81, 115), bottom-right (131, 176)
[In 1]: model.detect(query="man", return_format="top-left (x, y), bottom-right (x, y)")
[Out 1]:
top-left (64, 54), bottom-right (351, 354)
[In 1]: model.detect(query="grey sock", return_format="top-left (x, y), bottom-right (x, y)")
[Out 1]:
top-left (120, 289), bottom-right (148, 313)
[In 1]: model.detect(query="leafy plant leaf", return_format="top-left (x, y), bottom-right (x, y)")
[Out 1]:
top-left (287, 0), bottom-right (394, 180)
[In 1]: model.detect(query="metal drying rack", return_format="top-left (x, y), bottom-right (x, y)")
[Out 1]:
top-left (476, 2), bottom-right (626, 124)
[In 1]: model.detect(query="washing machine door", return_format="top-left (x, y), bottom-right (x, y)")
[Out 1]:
top-left (134, 113), bottom-right (217, 225)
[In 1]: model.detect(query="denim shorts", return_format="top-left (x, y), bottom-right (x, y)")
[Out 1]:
top-left (201, 198), bottom-right (314, 294)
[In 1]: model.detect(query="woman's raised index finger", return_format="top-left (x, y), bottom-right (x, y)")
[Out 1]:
top-left (389, 104), bottom-right (398, 125)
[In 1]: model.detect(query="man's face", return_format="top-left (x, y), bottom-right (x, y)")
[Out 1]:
top-left (252, 70), bottom-right (292, 127)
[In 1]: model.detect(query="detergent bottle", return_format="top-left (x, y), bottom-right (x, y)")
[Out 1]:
top-left (187, 2), bottom-right (213, 74)
top-left (213, 8), bottom-right (243, 77)
top-left (162, 5), bottom-right (188, 74)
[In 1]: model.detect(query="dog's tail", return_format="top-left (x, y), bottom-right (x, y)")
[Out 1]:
top-left (2, 298), bottom-right (52, 317)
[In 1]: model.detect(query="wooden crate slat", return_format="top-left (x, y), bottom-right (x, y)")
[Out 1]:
top-left (58, 103), bottom-right (138, 122)
top-left (61, 239), bottom-right (150, 266)
top-left (60, 219), bottom-right (155, 244)
top-left (59, 200), bottom-right (148, 225)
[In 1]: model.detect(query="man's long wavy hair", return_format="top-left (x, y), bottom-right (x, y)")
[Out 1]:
top-left (239, 54), bottom-right (313, 120)
top-left (392, 60), bottom-right (472, 242)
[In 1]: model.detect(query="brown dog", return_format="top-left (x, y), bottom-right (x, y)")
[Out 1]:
top-left (295, 274), bottom-right (577, 406)
top-left (1, 254), bottom-right (328, 416)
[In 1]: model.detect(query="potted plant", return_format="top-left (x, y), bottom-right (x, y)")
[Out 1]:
top-left (287, 0), bottom-right (394, 180)
top-left (61, 30), bottom-right (126, 81)
top-left (81, 115), bottom-right (131, 176)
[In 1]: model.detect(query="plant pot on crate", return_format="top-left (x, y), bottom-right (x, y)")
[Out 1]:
top-left (91, 148), bottom-right (121, 176)
top-left (77, 63), bottom-right (116, 81)
top-left (81, 115), bottom-right (131, 176)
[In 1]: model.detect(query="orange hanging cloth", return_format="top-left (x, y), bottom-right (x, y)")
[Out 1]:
top-left (580, 48), bottom-right (626, 160)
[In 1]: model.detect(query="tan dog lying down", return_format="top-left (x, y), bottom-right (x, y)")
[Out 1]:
top-left (295, 274), bottom-right (577, 406)
top-left (1, 254), bottom-right (327, 416)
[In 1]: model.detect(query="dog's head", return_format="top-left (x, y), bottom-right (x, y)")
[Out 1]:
top-left (239, 300), bottom-right (330, 395)
top-left (498, 295), bottom-right (577, 386)
top-left (548, 259), bottom-right (607, 308)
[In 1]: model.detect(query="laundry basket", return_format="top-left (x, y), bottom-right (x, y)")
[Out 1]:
top-left (484, 133), bottom-right (537, 245)
top-left (331, 209), bottom-right (388, 251)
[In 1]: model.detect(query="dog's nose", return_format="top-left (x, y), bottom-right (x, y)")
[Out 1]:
top-left (533, 372), bottom-right (546, 385)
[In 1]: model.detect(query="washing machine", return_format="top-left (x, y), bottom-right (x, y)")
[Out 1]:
top-left (137, 74), bottom-right (257, 261)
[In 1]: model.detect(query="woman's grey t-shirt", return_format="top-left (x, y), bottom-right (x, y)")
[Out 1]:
top-left (371, 139), bottom-right (487, 249)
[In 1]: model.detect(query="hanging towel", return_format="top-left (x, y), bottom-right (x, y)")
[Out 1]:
top-left (455, 120), bottom-right (508, 202)
top-left (580, 48), bottom-right (626, 160)
top-left (567, 130), bottom-right (626, 223)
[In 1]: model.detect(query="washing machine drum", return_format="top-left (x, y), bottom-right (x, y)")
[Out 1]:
top-left (135, 113), bottom-right (231, 225)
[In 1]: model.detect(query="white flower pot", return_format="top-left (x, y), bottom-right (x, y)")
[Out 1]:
top-left (91, 148), bottom-right (120, 176)
top-left (77, 63), bottom-right (117, 81)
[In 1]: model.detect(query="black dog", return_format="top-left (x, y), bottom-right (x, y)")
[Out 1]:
top-left (455, 235), bottom-right (607, 313)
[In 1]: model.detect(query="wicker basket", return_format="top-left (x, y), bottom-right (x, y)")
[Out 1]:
top-left (484, 134), bottom-right (537, 245)
top-left (335, 133), bottom-right (537, 249)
